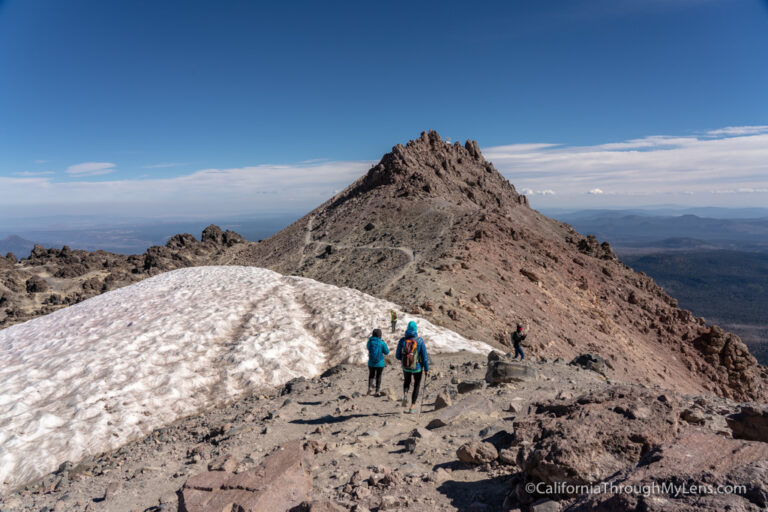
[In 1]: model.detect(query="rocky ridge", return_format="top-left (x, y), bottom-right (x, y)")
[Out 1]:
top-left (227, 131), bottom-right (767, 402)
top-left (0, 225), bottom-right (244, 328)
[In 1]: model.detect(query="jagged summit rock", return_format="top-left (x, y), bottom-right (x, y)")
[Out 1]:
top-left (345, 130), bottom-right (528, 210)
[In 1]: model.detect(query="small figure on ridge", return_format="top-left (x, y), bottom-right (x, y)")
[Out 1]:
top-left (512, 323), bottom-right (527, 360)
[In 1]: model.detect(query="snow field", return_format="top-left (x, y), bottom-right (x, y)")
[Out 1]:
top-left (0, 266), bottom-right (491, 493)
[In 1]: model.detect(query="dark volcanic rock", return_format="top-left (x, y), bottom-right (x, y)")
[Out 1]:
top-left (577, 234), bottom-right (616, 260)
top-left (692, 326), bottom-right (767, 401)
top-left (569, 354), bottom-right (607, 376)
top-left (457, 380), bottom-right (485, 393)
top-left (727, 405), bottom-right (768, 442)
top-left (25, 275), bottom-right (49, 293)
top-left (513, 385), bottom-right (680, 490)
top-left (486, 361), bottom-right (538, 384)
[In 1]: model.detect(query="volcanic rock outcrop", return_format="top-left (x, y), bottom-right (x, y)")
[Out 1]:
top-left (0, 225), bottom-right (244, 329)
top-left (228, 131), bottom-right (767, 402)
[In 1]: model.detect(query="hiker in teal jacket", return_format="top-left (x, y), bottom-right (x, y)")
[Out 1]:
top-left (395, 320), bottom-right (430, 413)
top-left (367, 328), bottom-right (390, 396)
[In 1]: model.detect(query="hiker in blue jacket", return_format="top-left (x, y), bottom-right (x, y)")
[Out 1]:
top-left (367, 328), bottom-right (390, 396)
top-left (395, 320), bottom-right (430, 414)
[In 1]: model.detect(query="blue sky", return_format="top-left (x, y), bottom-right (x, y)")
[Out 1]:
top-left (1, 0), bottom-right (767, 222)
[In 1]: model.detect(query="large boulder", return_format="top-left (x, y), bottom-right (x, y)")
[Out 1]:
top-left (513, 385), bottom-right (680, 490)
top-left (727, 405), bottom-right (768, 442)
top-left (567, 432), bottom-right (768, 511)
top-left (179, 440), bottom-right (312, 512)
top-left (434, 392), bottom-right (452, 410)
top-left (569, 353), bottom-right (607, 376)
top-left (427, 395), bottom-right (498, 429)
top-left (25, 275), bottom-right (49, 293)
top-left (486, 360), bottom-right (538, 384)
top-left (457, 441), bottom-right (498, 465)
top-left (692, 326), bottom-right (767, 402)
top-left (457, 379), bottom-right (485, 393)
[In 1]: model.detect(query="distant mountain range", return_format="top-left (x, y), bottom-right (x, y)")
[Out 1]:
top-left (0, 235), bottom-right (37, 258)
top-left (547, 210), bottom-right (768, 253)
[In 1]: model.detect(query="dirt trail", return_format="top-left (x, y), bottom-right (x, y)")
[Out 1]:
top-left (0, 353), bottom-right (608, 511)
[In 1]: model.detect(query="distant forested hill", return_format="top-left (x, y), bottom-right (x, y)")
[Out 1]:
top-left (622, 250), bottom-right (768, 363)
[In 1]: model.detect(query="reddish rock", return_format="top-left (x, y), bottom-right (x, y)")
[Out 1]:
top-left (567, 432), bottom-right (768, 511)
top-left (207, 454), bottom-right (239, 473)
top-left (179, 440), bottom-right (312, 512)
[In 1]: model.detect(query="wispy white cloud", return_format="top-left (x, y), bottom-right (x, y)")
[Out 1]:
top-left (712, 187), bottom-right (768, 194)
top-left (33, 159), bottom-right (49, 164)
top-left (521, 188), bottom-right (556, 196)
top-left (14, 171), bottom-right (54, 177)
top-left (485, 125), bottom-right (768, 207)
top-left (66, 162), bottom-right (117, 176)
top-left (142, 162), bottom-right (187, 169)
top-left (4, 125), bottom-right (768, 218)
top-left (0, 161), bottom-right (371, 218)
top-left (705, 126), bottom-right (768, 137)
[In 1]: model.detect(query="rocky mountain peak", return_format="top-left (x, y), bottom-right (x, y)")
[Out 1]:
top-left (348, 130), bottom-right (528, 210)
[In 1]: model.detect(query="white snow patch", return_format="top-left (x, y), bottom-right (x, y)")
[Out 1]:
top-left (0, 266), bottom-right (491, 492)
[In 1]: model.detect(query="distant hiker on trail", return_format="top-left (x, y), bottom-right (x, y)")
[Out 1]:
top-left (390, 310), bottom-right (398, 333)
top-left (367, 328), bottom-right (390, 396)
top-left (396, 320), bottom-right (430, 414)
top-left (512, 324), bottom-right (526, 360)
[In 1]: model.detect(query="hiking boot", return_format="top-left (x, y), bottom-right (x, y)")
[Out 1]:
top-left (401, 395), bottom-right (408, 407)
top-left (367, 387), bottom-right (373, 396)
top-left (408, 406), bottom-right (417, 414)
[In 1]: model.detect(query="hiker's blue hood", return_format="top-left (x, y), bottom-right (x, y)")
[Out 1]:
top-left (405, 321), bottom-right (418, 339)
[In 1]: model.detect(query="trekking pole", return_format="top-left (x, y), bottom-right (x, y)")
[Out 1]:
top-left (418, 372), bottom-right (431, 419)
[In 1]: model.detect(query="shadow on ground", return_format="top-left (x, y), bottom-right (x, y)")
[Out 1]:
top-left (290, 412), bottom-right (398, 425)
top-left (437, 475), bottom-right (511, 512)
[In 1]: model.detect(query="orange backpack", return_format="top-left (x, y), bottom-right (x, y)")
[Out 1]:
top-left (402, 338), bottom-right (419, 370)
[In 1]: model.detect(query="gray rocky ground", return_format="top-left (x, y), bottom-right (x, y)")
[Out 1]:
top-left (3, 351), bottom-right (765, 512)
